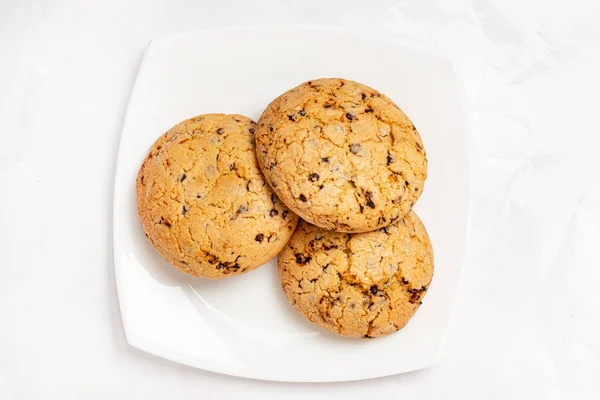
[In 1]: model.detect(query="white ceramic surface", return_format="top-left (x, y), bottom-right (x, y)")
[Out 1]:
top-left (113, 26), bottom-right (470, 382)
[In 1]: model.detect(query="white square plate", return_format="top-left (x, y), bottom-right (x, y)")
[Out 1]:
top-left (113, 26), bottom-right (470, 382)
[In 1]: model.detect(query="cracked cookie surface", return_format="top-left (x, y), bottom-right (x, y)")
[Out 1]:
top-left (278, 211), bottom-right (433, 338)
top-left (255, 78), bottom-right (427, 233)
top-left (136, 114), bottom-right (299, 279)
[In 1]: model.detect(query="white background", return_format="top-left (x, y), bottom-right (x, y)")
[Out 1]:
top-left (1, 0), bottom-right (599, 399)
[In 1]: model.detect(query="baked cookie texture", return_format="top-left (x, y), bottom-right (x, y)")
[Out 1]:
top-left (278, 211), bottom-right (433, 338)
top-left (255, 78), bottom-right (427, 233)
top-left (136, 114), bottom-right (299, 279)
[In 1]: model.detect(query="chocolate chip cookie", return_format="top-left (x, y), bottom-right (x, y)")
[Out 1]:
top-left (255, 78), bottom-right (427, 233)
top-left (278, 211), bottom-right (433, 338)
top-left (136, 114), bottom-right (299, 279)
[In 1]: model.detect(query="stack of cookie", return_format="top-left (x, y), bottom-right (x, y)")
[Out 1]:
top-left (136, 78), bottom-right (433, 339)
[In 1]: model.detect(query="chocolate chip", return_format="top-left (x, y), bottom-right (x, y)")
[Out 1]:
top-left (324, 103), bottom-right (333, 109)
top-left (178, 173), bottom-right (187, 182)
top-left (322, 263), bottom-right (329, 272)
top-left (309, 278), bottom-right (318, 283)
top-left (162, 218), bottom-right (172, 228)
top-left (346, 112), bottom-right (355, 121)
top-left (271, 193), bottom-right (278, 204)
top-left (298, 109), bottom-right (306, 116)
top-left (323, 244), bottom-right (338, 250)
top-left (233, 205), bottom-right (248, 219)
top-left (360, 92), bottom-right (367, 100)
top-left (246, 181), bottom-right (251, 191)
top-left (282, 210), bottom-right (288, 219)
top-left (182, 205), bottom-right (189, 215)
top-left (409, 291), bottom-right (421, 303)
top-left (217, 128), bottom-right (224, 135)
top-left (299, 194), bottom-right (307, 202)
top-left (405, 180), bottom-right (409, 187)
top-left (309, 173), bottom-right (320, 182)
top-left (348, 179), bottom-right (356, 188)
top-left (387, 152), bottom-right (394, 165)
top-left (248, 128), bottom-right (255, 134)
top-left (363, 334), bottom-right (373, 339)
top-left (269, 126), bottom-right (274, 132)
top-left (269, 209), bottom-right (279, 217)
top-left (255, 233), bottom-right (264, 242)
top-left (216, 262), bottom-right (241, 271)
top-left (321, 157), bottom-right (330, 163)
top-left (196, 192), bottom-right (203, 199)
top-left (295, 253), bottom-right (311, 264)
top-left (319, 184), bottom-right (324, 190)
top-left (269, 162), bottom-right (277, 170)
top-left (365, 107), bottom-right (374, 113)
top-left (370, 285), bottom-right (378, 295)
top-left (287, 114), bottom-right (296, 122)
top-left (401, 278), bottom-right (409, 285)
top-left (349, 143), bottom-right (361, 154)
top-left (359, 204), bottom-right (364, 213)
top-left (365, 191), bottom-right (375, 208)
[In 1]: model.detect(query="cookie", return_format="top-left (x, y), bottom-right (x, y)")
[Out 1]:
top-left (278, 211), bottom-right (433, 338)
top-left (136, 114), bottom-right (299, 279)
top-left (255, 78), bottom-right (427, 233)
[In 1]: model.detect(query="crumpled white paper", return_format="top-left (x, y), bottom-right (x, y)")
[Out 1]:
top-left (0, 0), bottom-right (598, 399)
